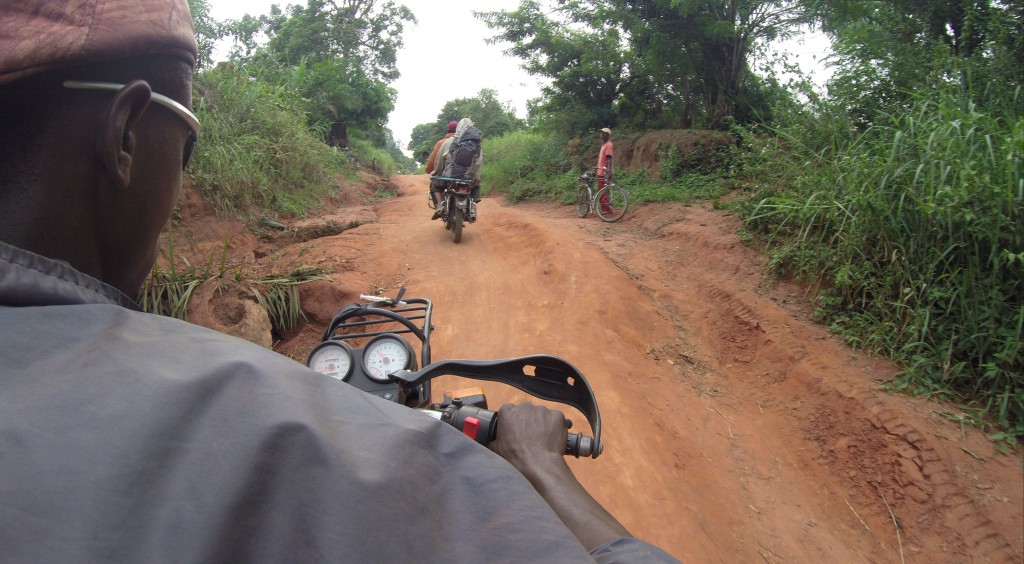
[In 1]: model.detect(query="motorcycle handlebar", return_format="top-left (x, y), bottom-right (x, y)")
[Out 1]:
top-left (430, 401), bottom-right (602, 458)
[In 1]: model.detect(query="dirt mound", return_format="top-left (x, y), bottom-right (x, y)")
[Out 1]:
top-left (616, 129), bottom-right (733, 176)
top-left (187, 279), bottom-right (273, 348)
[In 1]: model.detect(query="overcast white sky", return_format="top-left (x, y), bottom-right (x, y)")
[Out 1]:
top-left (207, 1), bottom-right (831, 153)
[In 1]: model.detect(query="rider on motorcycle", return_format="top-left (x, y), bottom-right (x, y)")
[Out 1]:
top-left (431, 117), bottom-right (483, 221)
top-left (425, 120), bottom-right (458, 214)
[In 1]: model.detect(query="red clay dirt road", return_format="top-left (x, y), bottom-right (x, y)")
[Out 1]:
top-left (245, 174), bottom-right (1022, 562)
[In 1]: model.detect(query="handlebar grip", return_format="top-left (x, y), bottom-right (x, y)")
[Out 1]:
top-left (443, 405), bottom-right (599, 458)
top-left (566, 432), bottom-right (602, 458)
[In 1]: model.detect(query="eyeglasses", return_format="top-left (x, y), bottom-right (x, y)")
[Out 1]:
top-left (63, 80), bottom-right (201, 170)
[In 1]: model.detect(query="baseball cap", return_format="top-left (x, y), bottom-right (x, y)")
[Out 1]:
top-left (600, 127), bottom-right (612, 135)
top-left (0, 0), bottom-right (198, 86)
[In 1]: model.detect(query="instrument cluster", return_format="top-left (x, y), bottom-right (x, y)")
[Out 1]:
top-left (307, 334), bottom-right (417, 401)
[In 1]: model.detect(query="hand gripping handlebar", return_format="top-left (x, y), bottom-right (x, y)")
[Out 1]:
top-left (391, 356), bottom-right (603, 458)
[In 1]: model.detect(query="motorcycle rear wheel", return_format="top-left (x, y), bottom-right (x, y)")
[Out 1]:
top-left (451, 211), bottom-right (463, 243)
top-left (575, 185), bottom-right (590, 218)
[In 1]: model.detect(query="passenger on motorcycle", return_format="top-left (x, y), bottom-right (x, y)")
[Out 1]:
top-left (0, 2), bottom-right (676, 562)
top-left (431, 117), bottom-right (483, 220)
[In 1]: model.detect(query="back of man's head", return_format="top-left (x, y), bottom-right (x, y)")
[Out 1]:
top-left (0, 0), bottom-right (199, 296)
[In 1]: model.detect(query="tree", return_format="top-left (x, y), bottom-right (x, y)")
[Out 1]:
top-left (479, 0), bottom-right (813, 131)
top-left (805, 0), bottom-right (1022, 126)
top-left (408, 122), bottom-right (442, 163)
top-left (222, 0), bottom-right (411, 148)
top-left (188, 0), bottom-right (225, 70)
top-left (407, 89), bottom-right (525, 163)
top-left (478, 1), bottom-right (628, 134)
top-left (259, 0), bottom-right (415, 82)
top-left (437, 89), bottom-right (525, 138)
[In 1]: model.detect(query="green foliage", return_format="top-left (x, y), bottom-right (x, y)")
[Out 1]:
top-left (479, 131), bottom-right (576, 202)
top-left (408, 89), bottom-right (526, 163)
top-left (478, 0), bottom-right (812, 134)
top-left (437, 89), bottom-right (526, 140)
top-left (737, 80), bottom-right (1024, 436)
top-left (814, 0), bottom-right (1023, 129)
top-left (252, 0), bottom-right (415, 82)
top-left (379, 129), bottom-right (417, 173)
top-left (408, 122), bottom-right (445, 164)
top-left (189, 66), bottom-right (347, 217)
top-left (220, 1), bottom-right (409, 152)
top-left (482, 130), bottom-right (737, 206)
top-left (139, 241), bottom-right (332, 335)
top-left (277, 58), bottom-right (396, 139)
top-left (347, 134), bottom-right (398, 178)
top-left (187, 0), bottom-right (224, 70)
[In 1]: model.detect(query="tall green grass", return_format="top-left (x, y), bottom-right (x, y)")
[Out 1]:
top-left (740, 86), bottom-right (1023, 439)
top-left (481, 131), bottom-right (577, 202)
top-left (189, 66), bottom-right (348, 217)
top-left (482, 130), bottom-right (738, 205)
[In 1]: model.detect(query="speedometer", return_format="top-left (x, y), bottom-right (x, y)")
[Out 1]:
top-left (306, 341), bottom-right (354, 381)
top-left (362, 335), bottom-right (414, 383)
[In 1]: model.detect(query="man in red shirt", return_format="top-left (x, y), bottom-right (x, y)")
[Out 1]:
top-left (596, 127), bottom-right (614, 214)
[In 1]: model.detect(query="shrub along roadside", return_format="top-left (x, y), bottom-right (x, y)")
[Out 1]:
top-left (188, 66), bottom-right (348, 218)
top-left (482, 130), bottom-right (737, 206)
top-left (736, 87), bottom-right (1023, 441)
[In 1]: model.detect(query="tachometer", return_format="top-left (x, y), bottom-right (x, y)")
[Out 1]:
top-left (306, 341), bottom-right (354, 381)
top-left (362, 335), bottom-right (414, 383)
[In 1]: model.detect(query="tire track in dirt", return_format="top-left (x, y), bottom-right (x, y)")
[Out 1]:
top-left (516, 198), bottom-right (1023, 562)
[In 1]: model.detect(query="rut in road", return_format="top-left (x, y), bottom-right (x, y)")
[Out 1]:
top-left (264, 175), bottom-right (1022, 563)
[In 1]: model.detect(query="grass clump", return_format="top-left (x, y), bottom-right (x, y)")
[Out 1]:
top-left (189, 65), bottom-right (347, 218)
top-left (139, 242), bottom-right (332, 335)
top-left (737, 85), bottom-right (1024, 440)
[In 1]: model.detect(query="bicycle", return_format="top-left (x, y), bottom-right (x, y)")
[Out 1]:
top-left (575, 167), bottom-right (628, 222)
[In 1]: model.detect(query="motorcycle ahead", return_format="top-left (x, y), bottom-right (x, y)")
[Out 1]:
top-left (430, 176), bottom-right (477, 244)
top-left (306, 288), bottom-right (603, 458)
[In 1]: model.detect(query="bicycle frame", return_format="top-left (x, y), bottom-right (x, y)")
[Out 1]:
top-left (575, 167), bottom-right (627, 222)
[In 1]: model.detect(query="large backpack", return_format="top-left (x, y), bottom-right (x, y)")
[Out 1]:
top-left (445, 126), bottom-right (482, 179)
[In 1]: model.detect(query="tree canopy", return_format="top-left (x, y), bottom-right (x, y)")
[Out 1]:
top-left (218, 0), bottom-right (415, 152)
top-left (408, 89), bottom-right (525, 163)
top-left (478, 0), bottom-right (813, 133)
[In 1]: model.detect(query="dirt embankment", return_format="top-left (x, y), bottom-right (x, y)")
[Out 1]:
top-left (165, 173), bottom-right (1023, 563)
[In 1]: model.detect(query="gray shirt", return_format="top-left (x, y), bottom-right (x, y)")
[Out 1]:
top-left (0, 241), bottom-right (677, 563)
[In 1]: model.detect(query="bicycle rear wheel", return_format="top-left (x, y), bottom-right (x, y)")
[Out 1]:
top-left (596, 184), bottom-right (628, 222)
top-left (575, 185), bottom-right (591, 218)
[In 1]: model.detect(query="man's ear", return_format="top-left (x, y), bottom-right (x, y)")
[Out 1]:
top-left (98, 80), bottom-right (152, 189)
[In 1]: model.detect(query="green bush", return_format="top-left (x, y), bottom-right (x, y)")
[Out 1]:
top-left (738, 83), bottom-right (1024, 439)
top-left (189, 65), bottom-right (347, 217)
top-left (347, 135), bottom-right (398, 179)
top-left (481, 131), bottom-right (575, 202)
top-left (483, 130), bottom-right (736, 206)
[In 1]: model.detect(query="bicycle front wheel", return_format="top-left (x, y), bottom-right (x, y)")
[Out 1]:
top-left (575, 185), bottom-right (591, 218)
top-left (577, 186), bottom-right (593, 220)
top-left (596, 184), bottom-right (628, 222)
